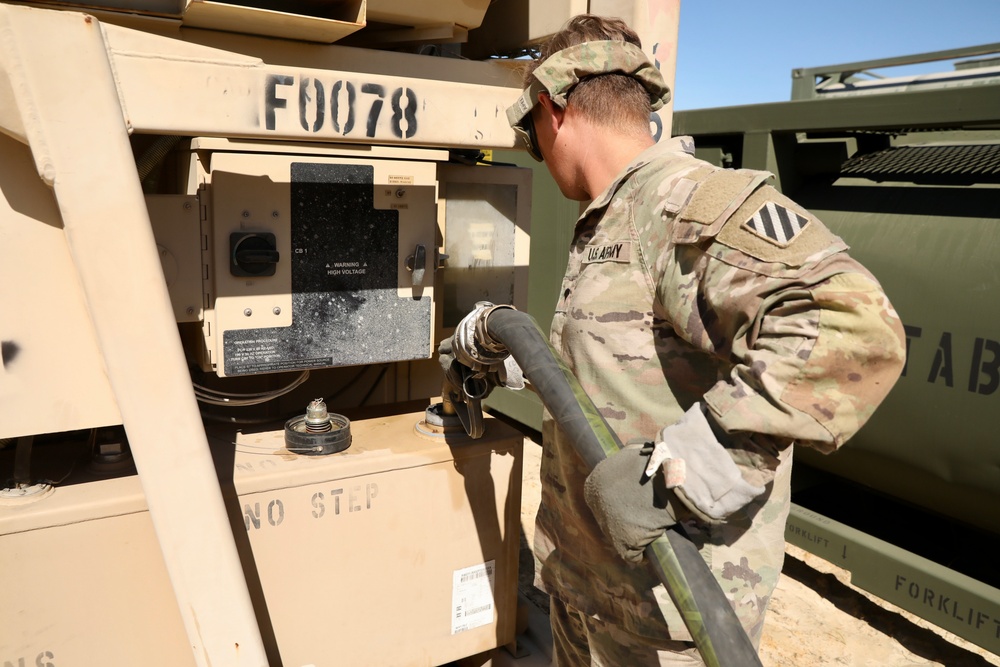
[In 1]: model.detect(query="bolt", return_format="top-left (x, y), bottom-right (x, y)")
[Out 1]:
top-left (183, 201), bottom-right (193, 210)
top-left (242, 210), bottom-right (251, 218)
top-left (244, 308), bottom-right (252, 317)
top-left (272, 210), bottom-right (280, 218)
top-left (273, 307), bottom-right (281, 316)
top-left (186, 307), bottom-right (195, 315)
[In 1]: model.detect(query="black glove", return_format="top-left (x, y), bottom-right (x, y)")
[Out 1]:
top-left (583, 443), bottom-right (679, 563)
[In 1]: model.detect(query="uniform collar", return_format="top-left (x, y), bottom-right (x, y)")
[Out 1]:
top-left (577, 135), bottom-right (697, 228)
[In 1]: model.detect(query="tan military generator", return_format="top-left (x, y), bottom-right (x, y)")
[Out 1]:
top-left (0, 2), bottom-right (678, 665)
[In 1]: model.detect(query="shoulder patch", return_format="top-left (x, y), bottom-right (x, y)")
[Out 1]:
top-left (716, 185), bottom-right (847, 268)
top-left (743, 202), bottom-right (810, 247)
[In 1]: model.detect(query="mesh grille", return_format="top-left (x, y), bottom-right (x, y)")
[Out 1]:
top-left (841, 143), bottom-right (1000, 184)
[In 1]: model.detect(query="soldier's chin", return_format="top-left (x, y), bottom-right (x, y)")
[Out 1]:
top-left (557, 182), bottom-right (590, 202)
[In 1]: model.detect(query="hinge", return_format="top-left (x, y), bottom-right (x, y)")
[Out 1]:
top-left (197, 182), bottom-right (216, 371)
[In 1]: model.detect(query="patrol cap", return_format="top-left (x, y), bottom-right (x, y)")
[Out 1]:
top-left (506, 40), bottom-right (671, 161)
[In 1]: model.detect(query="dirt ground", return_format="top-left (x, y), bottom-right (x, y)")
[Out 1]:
top-left (515, 437), bottom-right (999, 667)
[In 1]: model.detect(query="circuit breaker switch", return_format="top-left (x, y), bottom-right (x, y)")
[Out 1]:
top-left (230, 232), bottom-right (279, 276)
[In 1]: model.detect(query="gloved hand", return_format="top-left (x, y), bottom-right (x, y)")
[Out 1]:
top-left (584, 404), bottom-right (767, 563)
top-left (644, 403), bottom-right (765, 524)
top-left (583, 442), bottom-right (679, 563)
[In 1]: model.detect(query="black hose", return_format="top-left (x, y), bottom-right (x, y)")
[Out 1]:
top-left (484, 308), bottom-right (763, 667)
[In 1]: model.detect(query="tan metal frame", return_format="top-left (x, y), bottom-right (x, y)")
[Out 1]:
top-left (0, 4), bottom-right (520, 665)
top-left (0, 2), bottom-right (679, 664)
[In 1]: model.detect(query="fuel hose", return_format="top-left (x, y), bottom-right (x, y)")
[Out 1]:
top-left (482, 307), bottom-right (763, 667)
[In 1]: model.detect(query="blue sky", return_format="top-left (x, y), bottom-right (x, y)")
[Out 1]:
top-left (673, 0), bottom-right (1000, 109)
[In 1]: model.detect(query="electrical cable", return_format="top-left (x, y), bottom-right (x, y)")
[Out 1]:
top-left (193, 370), bottom-right (310, 407)
top-left (324, 365), bottom-right (372, 405)
top-left (358, 365), bottom-right (389, 406)
top-left (47, 435), bottom-right (92, 485)
top-left (197, 364), bottom-right (382, 423)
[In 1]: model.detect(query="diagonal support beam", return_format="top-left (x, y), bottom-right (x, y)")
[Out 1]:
top-left (0, 5), bottom-right (268, 665)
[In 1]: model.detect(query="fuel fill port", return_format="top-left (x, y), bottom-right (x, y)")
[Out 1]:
top-left (284, 398), bottom-right (352, 455)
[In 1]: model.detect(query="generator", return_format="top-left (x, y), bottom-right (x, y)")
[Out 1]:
top-left (0, 2), bottom-right (680, 665)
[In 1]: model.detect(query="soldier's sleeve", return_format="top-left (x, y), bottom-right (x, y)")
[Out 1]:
top-left (656, 182), bottom-right (907, 455)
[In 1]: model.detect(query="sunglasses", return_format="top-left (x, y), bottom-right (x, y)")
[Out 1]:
top-left (513, 111), bottom-right (543, 162)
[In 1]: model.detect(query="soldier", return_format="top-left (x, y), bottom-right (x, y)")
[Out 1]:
top-left (481, 13), bottom-right (906, 666)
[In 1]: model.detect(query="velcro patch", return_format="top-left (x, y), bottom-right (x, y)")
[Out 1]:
top-left (582, 241), bottom-right (632, 264)
top-left (671, 168), bottom-right (773, 245)
top-left (743, 202), bottom-right (810, 247)
top-left (682, 169), bottom-right (755, 225)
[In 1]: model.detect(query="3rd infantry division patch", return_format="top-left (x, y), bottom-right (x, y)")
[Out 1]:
top-left (743, 202), bottom-right (810, 247)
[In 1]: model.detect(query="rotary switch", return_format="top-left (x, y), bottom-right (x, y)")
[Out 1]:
top-left (230, 232), bottom-right (279, 277)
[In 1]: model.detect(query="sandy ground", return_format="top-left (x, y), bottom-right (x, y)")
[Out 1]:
top-left (514, 436), bottom-right (999, 667)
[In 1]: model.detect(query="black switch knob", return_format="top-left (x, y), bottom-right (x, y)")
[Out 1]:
top-left (230, 232), bottom-right (279, 277)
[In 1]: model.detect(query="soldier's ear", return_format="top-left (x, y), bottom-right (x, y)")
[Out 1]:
top-left (537, 93), bottom-right (565, 132)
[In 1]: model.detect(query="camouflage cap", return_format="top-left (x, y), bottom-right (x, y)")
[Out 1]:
top-left (506, 40), bottom-right (671, 160)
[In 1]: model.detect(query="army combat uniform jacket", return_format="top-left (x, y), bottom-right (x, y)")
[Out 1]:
top-left (535, 136), bottom-right (906, 643)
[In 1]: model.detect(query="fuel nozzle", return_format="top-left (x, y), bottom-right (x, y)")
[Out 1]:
top-left (422, 302), bottom-right (516, 440)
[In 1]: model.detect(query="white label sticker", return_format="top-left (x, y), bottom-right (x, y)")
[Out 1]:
top-left (470, 222), bottom-right (495, 262)
top-left (451, 560), bottom-right (496, 634)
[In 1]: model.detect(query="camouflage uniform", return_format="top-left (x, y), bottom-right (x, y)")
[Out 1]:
top-left (534, 135), bottom-right (906, 648)
top-left (550, 597), bottom-right (702, 666)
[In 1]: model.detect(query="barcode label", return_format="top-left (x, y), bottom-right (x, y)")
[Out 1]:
top-left (451, 561), bottom-right (496, 634)
top-left (461, 569), bottom-right (489, 583)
